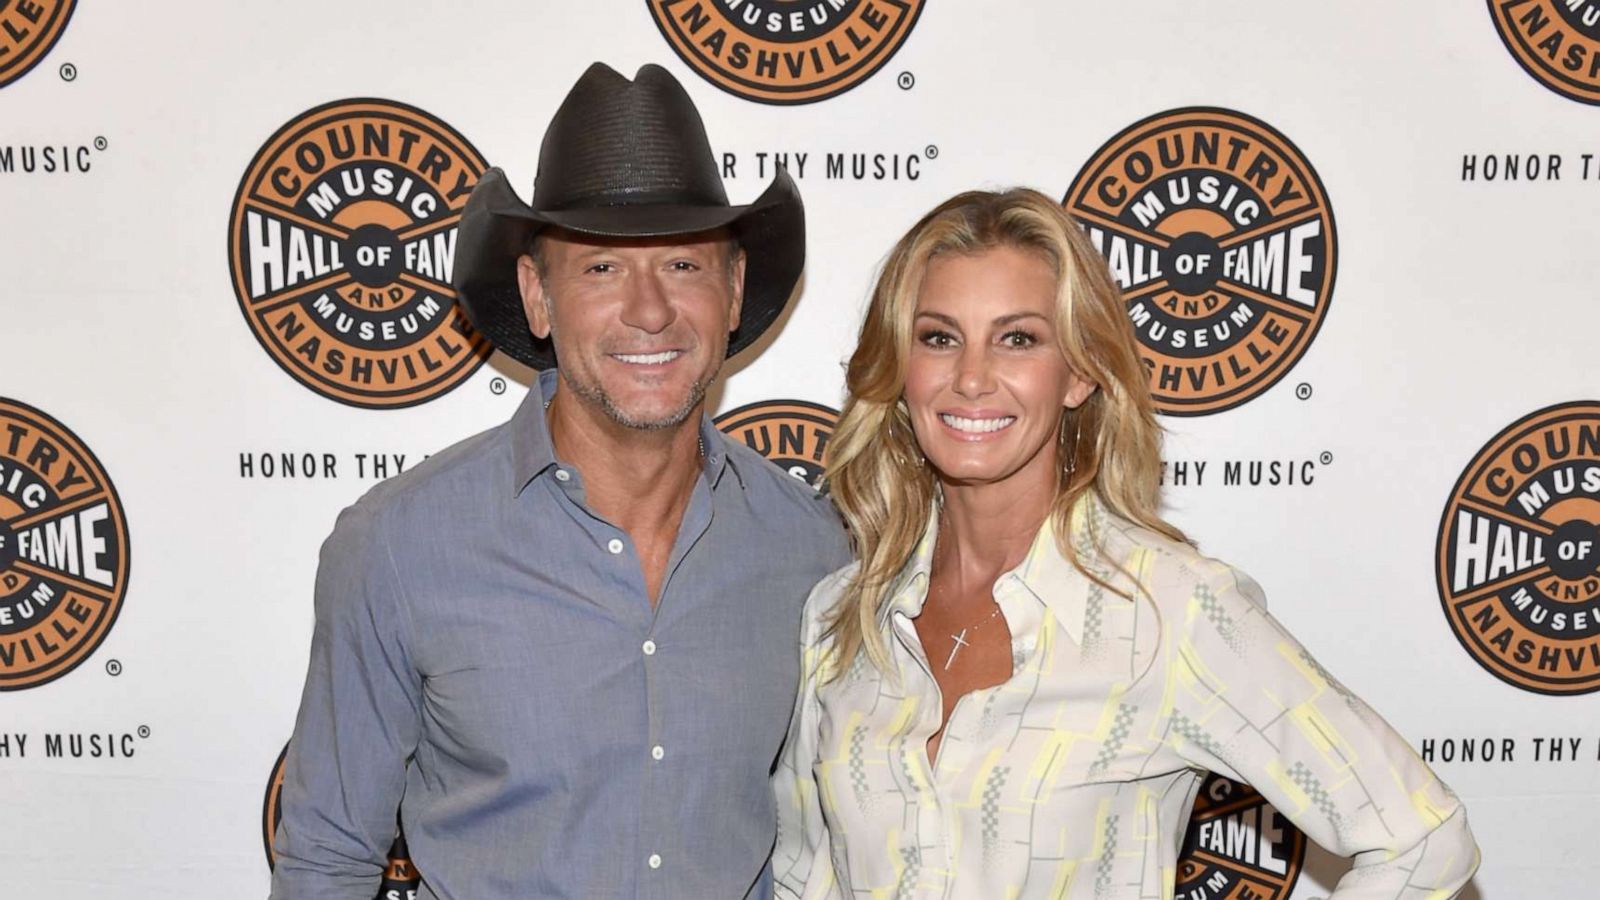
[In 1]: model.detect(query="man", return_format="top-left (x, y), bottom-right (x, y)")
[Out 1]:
top-left (270, 63), bottom-right (849, 899)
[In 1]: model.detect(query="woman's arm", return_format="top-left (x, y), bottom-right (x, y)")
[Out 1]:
top-left (772, 573), bottom-right (850, 900)
top-left (1167, 563), bottom-right (1480, 898)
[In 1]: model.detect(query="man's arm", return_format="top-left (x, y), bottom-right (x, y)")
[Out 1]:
top-left (270, 501), bottom-right (424, 900)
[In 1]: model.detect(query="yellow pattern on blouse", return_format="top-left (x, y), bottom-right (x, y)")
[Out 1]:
top-left (773, 495), bottom-right (1478, 899)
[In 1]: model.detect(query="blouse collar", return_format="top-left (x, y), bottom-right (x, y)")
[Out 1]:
top-left (878, 492), bottom-right (1112, 647)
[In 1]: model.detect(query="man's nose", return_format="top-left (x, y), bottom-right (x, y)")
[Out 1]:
top-left (619, 273), bottom-right (675, 334)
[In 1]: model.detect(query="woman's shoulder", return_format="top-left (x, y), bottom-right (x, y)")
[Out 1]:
top-left (1093, 507), bottom-right (1266, 611)
top-left (807, 559), bottom-right (860, 604)
top-left (798, 560), bottom-right (860, 643)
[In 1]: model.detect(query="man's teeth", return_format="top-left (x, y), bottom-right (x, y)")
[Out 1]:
top-left (614, 351), bottom-right (681, 365)
top-left (940, 414), bottom-right (1015, 434)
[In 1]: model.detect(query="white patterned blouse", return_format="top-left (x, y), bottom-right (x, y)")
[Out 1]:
top-left (772, 494), bottom-right (1478, 899)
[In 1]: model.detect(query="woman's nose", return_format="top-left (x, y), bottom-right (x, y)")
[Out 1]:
top-left (953, 345), bottom-right (994, 398)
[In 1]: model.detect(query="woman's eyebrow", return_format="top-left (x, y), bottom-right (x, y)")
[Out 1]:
top-left (914, 311), bottom-right (1049, 327)
top-left (993, 312), bottom-right (1049, 326)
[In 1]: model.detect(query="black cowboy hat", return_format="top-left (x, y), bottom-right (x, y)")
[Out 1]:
top-left (452, 62), bottom-right (805, 371)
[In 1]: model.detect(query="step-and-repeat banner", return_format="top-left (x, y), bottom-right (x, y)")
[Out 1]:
top-left (3, 2), bottom-right (1596, 896)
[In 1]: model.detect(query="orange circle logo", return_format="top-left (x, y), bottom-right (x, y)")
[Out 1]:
top-left (262, 743), bottom-right (287, 866)
top-left (1489, 1), bottom-right (1600, 105)
top-left (0, 398), bottom-right (129, 690)
top-left (0, 0), bottom-right (74, 89)
top-left (1178, 773), bottom-right (1307, 900)
top-left (1064, 108), bottom-right (1337, 416)
top-left (714, 399), bottom-right (838, 487)
top-left (1436, 401), bottom-right (1600, 695)
top-left (264, 741), bottom-right (422, 891)
top-left (647, 0), bottom-right (924, 104)
top-left (228, 99), bottom-right (494, 409)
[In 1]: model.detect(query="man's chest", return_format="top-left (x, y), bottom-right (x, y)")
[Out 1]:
top-left (397, 531), bottom-right (821, 772)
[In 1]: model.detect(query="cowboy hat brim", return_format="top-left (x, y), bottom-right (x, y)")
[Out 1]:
top-left (452, 166), bottom-right (805, 371)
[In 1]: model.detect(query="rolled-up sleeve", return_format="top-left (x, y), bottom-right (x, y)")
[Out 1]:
top-left (270, 502), bottom-right (423, 900)
top-left (1169, 564), bottom-right (1480, 898)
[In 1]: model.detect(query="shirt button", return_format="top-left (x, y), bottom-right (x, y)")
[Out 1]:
top-left (642, 640), bottom-right (657, 656)
top-left (554, 468), bottom-right (570, 482)
top-left (607, 538), bottom-right (624, 554)
top-left (651, 745), bottom-right (665, 761)
top-left (647, 853), bottom-right (662, 869)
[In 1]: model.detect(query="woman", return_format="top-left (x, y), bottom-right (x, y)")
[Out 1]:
top-left (772, 189), bottom-right (1478, 898)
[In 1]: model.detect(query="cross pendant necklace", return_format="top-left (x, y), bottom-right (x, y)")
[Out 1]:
top-left (927, 510), bottom-right (1003, 671)
top-left (942, 604), bottom-right (1002, 670)
top-left (944, 629), bottom-right (972, 670)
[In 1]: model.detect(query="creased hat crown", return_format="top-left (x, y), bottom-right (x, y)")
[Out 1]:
top-left (533, 63), bottom-right (730, 211)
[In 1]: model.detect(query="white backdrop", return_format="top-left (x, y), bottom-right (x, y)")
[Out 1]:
top-left (2, 2), bottom-right (1596, 897)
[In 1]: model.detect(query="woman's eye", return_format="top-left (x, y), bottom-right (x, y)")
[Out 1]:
top-left (918, 329), bottom-right (957, 348)
top-left (1002, 330), bottom-right (1039, 348)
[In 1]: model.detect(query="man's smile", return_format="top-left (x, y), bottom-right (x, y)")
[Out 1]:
top-left (611, 350), bottom-right (685, 366)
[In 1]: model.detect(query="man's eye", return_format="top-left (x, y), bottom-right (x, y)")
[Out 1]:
top-left (669, 260), bottom-right (700, 271)
top-left (586, 263), bottom-right (616, 274)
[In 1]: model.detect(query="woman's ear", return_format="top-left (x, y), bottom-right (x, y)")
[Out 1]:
top-left (1063, 372), bottom-right (1098, 410)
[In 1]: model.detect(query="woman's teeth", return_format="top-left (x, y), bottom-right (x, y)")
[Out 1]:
top-left (940, 414), bottom-right (1015, 434)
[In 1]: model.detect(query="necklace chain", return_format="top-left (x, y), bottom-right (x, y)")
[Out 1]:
top-left (928, 510), bottom-right (1007, 670)
top-left (941, 601), bottom-right (1002, 670)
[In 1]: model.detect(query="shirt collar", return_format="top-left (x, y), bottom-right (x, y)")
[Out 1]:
top-left (510, 368), bottom-right (744, 495)
top-left (877, 492), bottom-right (1108, 647)
top-left (1010, 492), bottom-right (1110, 647)
top-left (877, 506), bottom-right (940, 626)
top-left (702, 419), bottom-right (744, 490)
top-left (509, 369), bottom-right (562, 495)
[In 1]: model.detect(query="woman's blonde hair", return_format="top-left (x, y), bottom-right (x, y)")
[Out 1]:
top-left (823, 188), bottom-right (1187, 676)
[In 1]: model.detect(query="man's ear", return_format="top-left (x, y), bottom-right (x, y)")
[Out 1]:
top-left (517, 254), bottom-right (551, 339)
top-left (727, 246), bottom-right (747, 332)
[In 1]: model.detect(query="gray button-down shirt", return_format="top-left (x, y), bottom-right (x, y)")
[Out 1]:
top-left (270, 370), bottom-right (850, 900)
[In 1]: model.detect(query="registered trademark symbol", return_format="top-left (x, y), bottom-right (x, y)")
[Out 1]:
top-left (105, 659), bottom-right (122, 676)
top-left (94, 136), bottom-right (108, 152)
top-left (897, 71), bottom-right (915, 90)
top-left (137, 725), bottom-right (151, 739)
top-left (1295, 383), bottom-right (1313, 400)
top-left (59, 62), bottom-right (77, 82)
top-left (925, 145), bottom-right (939, 160)
top-left (489, 377), bottom-right (507, 395)
top-left (1319, 451), bottom-right (1333, 465)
